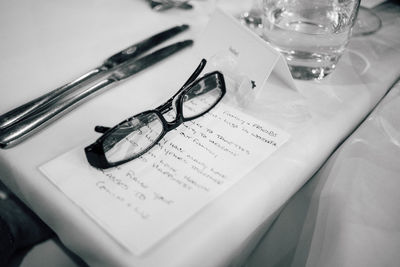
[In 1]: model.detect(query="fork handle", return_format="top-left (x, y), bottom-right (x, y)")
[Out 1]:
top-left (0, 68), bottom-right (103, 130)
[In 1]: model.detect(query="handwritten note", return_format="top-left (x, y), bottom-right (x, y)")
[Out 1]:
top-left (40, 102), bottom-right (289, 254)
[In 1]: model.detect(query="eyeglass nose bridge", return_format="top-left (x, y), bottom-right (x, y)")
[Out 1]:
top-left (155, 87), bottom-right (187, 131)
top-left (164, 116), bottom-right (184, 131)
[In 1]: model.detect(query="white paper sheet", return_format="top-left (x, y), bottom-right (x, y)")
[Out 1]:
top-left (40, 102), bottom-right (289, 255)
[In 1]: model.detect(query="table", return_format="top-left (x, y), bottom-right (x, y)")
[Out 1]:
top-left (1, 1), bottom-right (399, 266)
top-left (246, 78), bottom-right (400, 267)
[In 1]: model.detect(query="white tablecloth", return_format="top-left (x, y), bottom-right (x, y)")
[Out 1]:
top-left (246, 76), bottom-right (400, 267)
top-left (245, 4), bottom-right (400, 266)
top-left (0, 1), bottom-right (399, 266)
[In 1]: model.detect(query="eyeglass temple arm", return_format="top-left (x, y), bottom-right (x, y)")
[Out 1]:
top-left (181, 58), bottom-right (207, 89)
top-left (94, 125), bottom-right (111, 133)
top-left (155, 58), bottom-right (207, 113)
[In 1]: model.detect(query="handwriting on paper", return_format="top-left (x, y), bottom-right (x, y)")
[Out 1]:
top-left (40, 102), bottom-right (290, 254)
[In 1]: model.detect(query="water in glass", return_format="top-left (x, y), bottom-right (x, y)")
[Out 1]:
top-left (262, 0), bottom-right (360, 80)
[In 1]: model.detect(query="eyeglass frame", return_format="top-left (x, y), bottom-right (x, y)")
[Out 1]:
top-left (85, 59), bottom-right (226, 169)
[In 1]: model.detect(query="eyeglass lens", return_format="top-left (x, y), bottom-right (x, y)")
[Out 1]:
top-left (182, 73), bottom-right (223, 119)
top-left (102, 72), bottom-right (223, 165)
top-left (103, 112), bottom-right (164, 164)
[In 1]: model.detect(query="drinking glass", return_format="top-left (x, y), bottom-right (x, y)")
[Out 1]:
top-left (261, 0), bottom-right (361, 80)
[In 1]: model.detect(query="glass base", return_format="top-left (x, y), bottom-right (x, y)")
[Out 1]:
top-left (288, 64), bottom-right (335, 80)
top-left (276, 49), bottom-right (340, 80)
top-left (353, 6), bottom-right (382, 36)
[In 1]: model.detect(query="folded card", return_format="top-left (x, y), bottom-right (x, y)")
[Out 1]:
top-left (194, 9), bottom-right (297, 102)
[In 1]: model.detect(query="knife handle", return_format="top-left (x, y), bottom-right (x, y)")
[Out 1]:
top-left (0, 78), bottom-right (115, 149)
top-left (0, 68), bottom-right (104, 130)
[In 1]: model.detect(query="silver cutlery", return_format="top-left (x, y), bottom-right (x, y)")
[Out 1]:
top-left (0, 25), bottom-right (192, 148)
top-left (0, 24), bottom-right (189, 131)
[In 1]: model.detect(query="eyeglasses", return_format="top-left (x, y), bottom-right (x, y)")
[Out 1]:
top-left (85, 59), bottom-right (226, 169)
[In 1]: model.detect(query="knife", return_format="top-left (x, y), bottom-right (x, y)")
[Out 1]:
top-left (0, 24), bottom-right (189, 130)
top-left (0, 40), bottom-right (193, 149)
